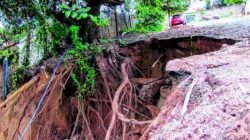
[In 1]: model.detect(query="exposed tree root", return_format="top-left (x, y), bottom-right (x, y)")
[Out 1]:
top-left (2, 38), bottom-right (208, 139)
top-left (105, 61), bottom-right (129, 140)
top-left (66, 49), bottom-right (157, 140)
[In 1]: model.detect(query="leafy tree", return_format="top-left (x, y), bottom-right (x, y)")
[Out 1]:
top-left (129, 0), bottom-right (166, 32)
top-left (0, 0), bottom-right (120, 95)
top-left (0, 0), bottom-right (121, 43)
top-left (128, 0), bottom-right (190, 32)
top-left (165, 0), bottom-right (190, 14)
top-left (163, 0), bottom-right (189, 27)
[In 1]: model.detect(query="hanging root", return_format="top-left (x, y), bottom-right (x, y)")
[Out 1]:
top-left (1, 48), bottom-right (160, 139)
top-left (105, 61), bottom-right (130, 140)
top-left (78, 51), bottom-right (155, 140)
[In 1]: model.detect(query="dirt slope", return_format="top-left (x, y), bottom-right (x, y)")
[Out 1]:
top-left (143, 40), bottom-right (250, 140)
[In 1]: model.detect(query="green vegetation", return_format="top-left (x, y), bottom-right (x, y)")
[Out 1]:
top-left (127, 0), bottom-right (189, 32)
top-left (68, 25), bottom-right (100, 98)
top-left (35, 19), bottom-right (69, 58)
top-left (223, 0), bottom-right (244, 5)
top-left (0, 1), bottom-right (109, 96)
top-left (0, 27), bottom-right (4, 34)
top-left (0, 0), bottom-right (179, 97)
top-left (128, 0), bottom-right (166, 32)
top-left (60, 3), bottom-right (105, 98)
top-left (0, 48), bottom-right (25, 91)
top-left (166, 0), bottom-right (190, 14)
top-left (60, 4), bottom-right (91, 20)
top-left (0, 26), bottom-right (28, 45)
top-left (60, 4), bottom-right (109, 26)
top-left (0, 49), bottom-right (13, 59)
top-left (0, 48), bottom-right (18, 63)
top-left (11, 65), bottom-right (29, 90)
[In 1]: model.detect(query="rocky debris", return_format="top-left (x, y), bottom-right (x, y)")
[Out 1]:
top-left (143, 40), bottom-right (250, 140)
top-left (136, 78), bottom-right (164, 104)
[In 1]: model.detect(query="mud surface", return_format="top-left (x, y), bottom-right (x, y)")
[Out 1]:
top-left (144, 40), bottom-right (250, 140)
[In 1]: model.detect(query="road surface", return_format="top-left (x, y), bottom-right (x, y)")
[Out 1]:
top-left (189, 15), bottom-right (250, 27)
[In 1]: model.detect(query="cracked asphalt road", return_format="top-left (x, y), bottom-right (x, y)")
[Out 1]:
top-left (123, 15), bottom-right (250, 45)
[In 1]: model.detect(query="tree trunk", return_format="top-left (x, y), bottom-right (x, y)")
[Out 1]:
top-left (85, 0), bottom-right (103, 43)
top-left (24, 34), bottom-right (31, 66)
top-left (114, 6), bottom-right (119, 38)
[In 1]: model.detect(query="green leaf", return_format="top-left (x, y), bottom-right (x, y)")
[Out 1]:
top-left (76, 16), bottom-right (81, 20)
top-left (65, 11), bottom-right (71, 18)
top-left (80, 13), bottom-right (88, 19)
top-left (0, 27), bottom-right (4, 33)
top-left (72, 4), bottom-right (77, 11)
top-left (84, 7), bottom-right (91, 12)
top-left (71, 12), bottom-right (78, 18)
top-left (60, 4), bottom-right (70, 10)
top-left (89, 15), bottom-right (96, 21)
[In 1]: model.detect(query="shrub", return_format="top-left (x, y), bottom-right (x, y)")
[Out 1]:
top-left (128, 0), bottom-right (166, 32)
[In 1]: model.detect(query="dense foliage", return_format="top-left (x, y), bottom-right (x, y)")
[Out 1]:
top-left (0, 1), bottom-right (107, 94)
top-left (127, 0), bottom-right (190, 32)
top-left (128, 0), bottom-right (166, 32)
top-left (165, 0), bottom-right (190, 14)
top-left (11, 65), bottom-right (28, 90)
top-left (68, 25), bottom-right (100, 98)
top-left (223, 0), bottom-right (244, 5)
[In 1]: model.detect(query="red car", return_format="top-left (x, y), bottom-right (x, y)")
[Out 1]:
top-left (171, 14), bottom-right (186, 27)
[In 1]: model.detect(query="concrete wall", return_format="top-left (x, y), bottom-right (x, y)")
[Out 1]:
top-left (99, 13), bottom-right (134, 38)
top-left (99, 5), bottom-right (136, 38)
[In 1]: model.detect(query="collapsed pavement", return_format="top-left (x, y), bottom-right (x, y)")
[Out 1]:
top-left (141, 40), bottom-right (250, 140)
top-left (1, 18), bottom-right (250, 139)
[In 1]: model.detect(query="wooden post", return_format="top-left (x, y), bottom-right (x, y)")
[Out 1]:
top-left (167, 0), bottom-right (171, 27)
top-left (114, 6), bottom-right (119, 38)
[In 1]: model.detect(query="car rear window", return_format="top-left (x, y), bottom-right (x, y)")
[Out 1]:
top-left (173, 15), bottom-right (181, 18)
